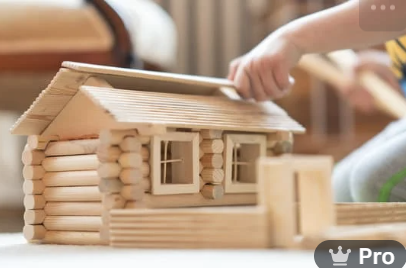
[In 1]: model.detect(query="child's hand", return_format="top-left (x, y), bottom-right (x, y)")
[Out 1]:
top-left (228, 35), bottom-right (303, 102)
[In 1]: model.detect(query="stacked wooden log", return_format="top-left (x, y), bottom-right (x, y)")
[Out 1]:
top-left (110, 207), bottom-right (269, 249)
top-left (23, 136), bottom-right (104, 245)
top-left (97, 129), bottom-right (151, 242)
top-left (266, 132), bottom-right (294, 156)
top-left (199, 130), bottom-right (225, 200)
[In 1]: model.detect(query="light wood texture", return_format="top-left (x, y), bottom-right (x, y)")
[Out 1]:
top-left (43, 186), bottom-right (101, 202)
top-left (151, 132), bottom-right (200, 195)
top-left (100, 129), bottom-right (137, 145)
top-left (44, 216), bottom-right (102, 232)
top-left (24, 195), bottom-right (46, 210)
top-left (119, 164), bottom-right (150, 184)
top-left (98, 163), bottom-right (122, 179)
top-left (27, 135), bottom-right (59, 150)
top-left (44, 202), bottom-right (102, 216)
top-left (24, 210), bottom-right (46, 225)
top-left (125, 193), bottom-right (256, 209)
top-left (22, 149), bottom-right (45, 165)
top-left (23, 225), bottom-right (46, 241)
top-left (201, 185), bottom-right (224, 200)
top-left (200, 139), bottom-right (224, 154)
top-left (200, 177), bottom-right (205, 191)
top-left (224, 134), bottom-right (266, 194)
top-left (109, 207), bottom-right (268, 249)
top-left (23, 180), bottom-right (45, 195)
top-left (23, 165), bottom-right (45, 180)
top-left (97, 146), bottom-right (122, 163)
top-left (43, 170), bottom-right (99, 187)
top-left (201, 169), bottom-right (224, 183)
top-left (118, 153), bottom-right (143, 168)
top-left (200, 130), bottom-right (223, 139)
top-left (200, 154), bottom-right (223, 169)
top-left (119, 137), bottom-right (141, 152)
top-left (80, 86), bottom-right (305, 133)
top-left (45, 139), bottom-right (99, 156)
top-left (102, 194), bottom-right (126, 210)
top-left (43, 231), bottom-right (106, 245)
top-left (42, 155), bottom-right (99, 172)
top-left (120, 183), bottom-right (150, 201)
top-left (98, 178), bottom-right (124, 194)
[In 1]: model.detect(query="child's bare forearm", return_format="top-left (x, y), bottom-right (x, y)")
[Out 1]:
top-left (279, 0), bottom-right (406, 54)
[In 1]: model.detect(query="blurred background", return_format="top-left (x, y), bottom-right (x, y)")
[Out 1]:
top-left (0, 0), bottom-right (393, 233)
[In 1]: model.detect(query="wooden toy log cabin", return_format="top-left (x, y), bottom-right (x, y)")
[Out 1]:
top-left (11, 61), bottom-right (305, 245)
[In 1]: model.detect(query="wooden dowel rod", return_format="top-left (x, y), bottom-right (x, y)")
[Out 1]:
top-left (24, 195), bottom-right (46, 209)
top-left (27, 135), bottom-right (59, 150)
top-left (103, 194), bottom-right (126, 210)
top-left (23, 165), bottom-right (45, 180)
top-left (97, 146), bottom-right (122, 163)
top-left (119, 152), bottom-right (149, 168)
top-left (22, 150), bottom-right (45, 165)
top-left (99, 178), bottom-right (124, 193)
top-left (43, 170), bottom-right (99, 187)
top-left (23, 224), bottom-right (46, 241)
top-left (120, 184), bottom-right (148, 201)
top-left (98, 163), bottom-right (122, 179)
top-left (200, 130), bottom-right (223, 139)
top-left (119, 163), bottom-right (150, 184)
top-left (45, 202), bottom-right (102, 216)
top-left (24, 210), bottom-right (46, 225)
top-left (200, 140), bottom-right (224, 154)
top-left (100, 129), bottom-right (137, 145)
top-left (43, 231), bottom-right (106, 245)
top-left (43, 186), bottom-right (101, 202)
top-left (44, 216), bottom-right (102, 232)
top-left (201, 169), bottom-right (224, 183)
top-left (23, 180), bottom-right (45, 195)
top-left (200, 154), bottom-right (223, 169)
top-left (42, 155), bottom-right (99, 172)
top-left (45, 139), bottom-right (99, 156)
top-left (201, 184), bottom-right (224, 200)
top-left (119, 137), bottom-right (141, 152)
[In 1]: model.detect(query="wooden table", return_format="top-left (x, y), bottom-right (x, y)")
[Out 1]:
top-left (0, 233), bottom-right (316, 268)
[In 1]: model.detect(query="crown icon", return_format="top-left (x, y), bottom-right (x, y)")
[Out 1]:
top-left (329, 246), bottom-right (351, 266)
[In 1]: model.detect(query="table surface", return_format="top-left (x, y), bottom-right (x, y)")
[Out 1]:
top-left (0, 233), bottom-right (317, 268)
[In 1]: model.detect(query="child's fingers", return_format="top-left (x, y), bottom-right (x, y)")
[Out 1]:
top-left (234, 61), bottom-right (253, 100)
top-left (273, 62), bottom-right (293, 94)
top-left (228, 57), bottom-right (243, 81)
top-left (247, 60), bottom-right (268, 102)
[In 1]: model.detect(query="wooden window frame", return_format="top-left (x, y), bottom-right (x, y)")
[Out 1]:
top-left (224, 134), bottom-right (266, 193)
top-left (151, 132), bottom-right (200, 195)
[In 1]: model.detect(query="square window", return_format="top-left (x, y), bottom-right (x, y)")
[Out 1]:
top-left (151, 132), bottom-right (199, 195)
top-left (224, 134), bottom-right (266, 193)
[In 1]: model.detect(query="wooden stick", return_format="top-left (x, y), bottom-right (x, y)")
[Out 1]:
top-left (119, 163), bottom-right (150, 184)
top-left (200, 176), bottom-right (205, 191)
top-left (27, 135), bottom-right (59, 150)
top-left (100, 129), bottom-right (137, 145)
top-left (98, 178), bottom-right (124, 193)
top-left (98, 163), bottom-right (122, 179)
top-left (201, 169), bottom-right (224, 183)
top-left (43, 170), bottom-right (99, 187)
top-left (42, 155), bottom-right (99, 172)
top-left (23, 225), bottom-right (46, 241)
top-left (23, 180), bottom-right (45, 195)
top-left (24, 210), bottom-right (46, 225)
top-left (96, 146), bottom-right (122, 163)
top-left (118, 153), bottom-right (143, 168)
top-left (200, 130), bottom-right (223, 139)
top-left (22, 150), bottom-right (45, 165)
top-left (45, 139), bottom-right (99, 156)
top-left (102, 194), bottom-right (126, 210)
top-left (24, 195), bottom-right (46, 209)
top-left (119, 137), bottom-right (141, 152)
top-left (120, 184), bottom-right (148, 201)
top-left (200, 154), bottom-right (223, 168)
top-left (45, 202), bottom-right (102, 216)
top-left (23, 165), bottom-right (45, 180)
top-left (44, 216), bottom-right (102, 232)
top-left (43, 231), bottom-right (106, 245)
top-left (201, 184), bottom-right (224, 200)
top-left (43, 186), bottom-right (102, 202)
top-left (200, 140), bottom-right (224, 154)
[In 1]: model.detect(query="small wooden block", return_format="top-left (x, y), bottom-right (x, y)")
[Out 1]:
top-left (43, 231), bottom-right (106, 245)
top-left (121, 185), bottom-right (146, 201)
top-left (200, 130), bottom-right (223, 139)
top-left (119, 153), bottom-right (143, 168)
top-left (119, 137), bottom-right (141, 152)
top-left (100, 129), bottom-right (137, 145)
top-left (27, 135), bottom-right (59, 150)
top-left (23, 165), bottom-right (45, 180)
top-left (201, 184), bottom-right (224, 200)
top-left (119, 163), bottom-right (150, 184)
top-left (98, 178), bottom-right (124, 194)
top-left (42, 155), bottom-right (99, 172)
top-left (200, 177), bottom-right (205, 191)
top-left (45, 139), bottom-right (99, 156)
top-left (43, 186), bottom-right (102, 202)
top-left (97, 146), bottom-right (122, 163)
top-left (23, 180), bottom-right (45, 195)
top-left (24, 210), bottom-right (46, 225)
top-left (22, 150), bottom-right (46, 165)
top-left (24, 195), bottom-right (46, 210)
top-left (98, 163), bottom-right (122, 179)
top-left (43, 170), bottom-right (99, 187)
top-left (102, 194), bottom-right (126, 210)
top-left (23, 224), bottom-right (46, 241)
top-left (201, 169), bottom-right (224, 183)
top-left (200, 154), bottom-right (223, 169)
top-left (200, 140), bottom-right (224, 154)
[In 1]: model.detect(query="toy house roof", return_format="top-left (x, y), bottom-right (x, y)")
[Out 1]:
top-left (11, 61), bottom-right (305, 137)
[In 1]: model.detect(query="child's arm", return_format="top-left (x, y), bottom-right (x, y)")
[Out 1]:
top-left (229, 0), bottom-right (406, 101)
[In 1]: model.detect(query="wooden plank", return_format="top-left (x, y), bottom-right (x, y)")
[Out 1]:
top-left (22, 149), bottom-right (46, 165)
top-left (44, 202), bottom-right (102, 216)
top-left (45, 139), bottom-right (99, 156)
top-left (43, 186), bottom-right (101, 202)
top-left (43, 170), bottom-right (99, 187)
top-left (201, 185), bottom-right (224, 200)
top-left (24, 195), bottom-right (46, 210)
top-left (43, 231), bottom-right (106, 245)
top-left (23, 180), bottom-right (45, 195)
top-left (23, 165), bottom-right (45, 180)
top-left (43, 216), bottom-right (102, 232)
top-left (24, 210), bottom-right (46, 225)
top-left (23, 225), bottom-right (46, 241)
top-left (42, 155), bottom-right (98, 172)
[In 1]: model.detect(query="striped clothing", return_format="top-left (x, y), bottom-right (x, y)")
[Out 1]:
top-left (386, 36), bottom-right (406, 80)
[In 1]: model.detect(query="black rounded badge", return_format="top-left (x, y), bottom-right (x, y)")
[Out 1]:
top-left (314, 240), bottom-right (406, 268)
